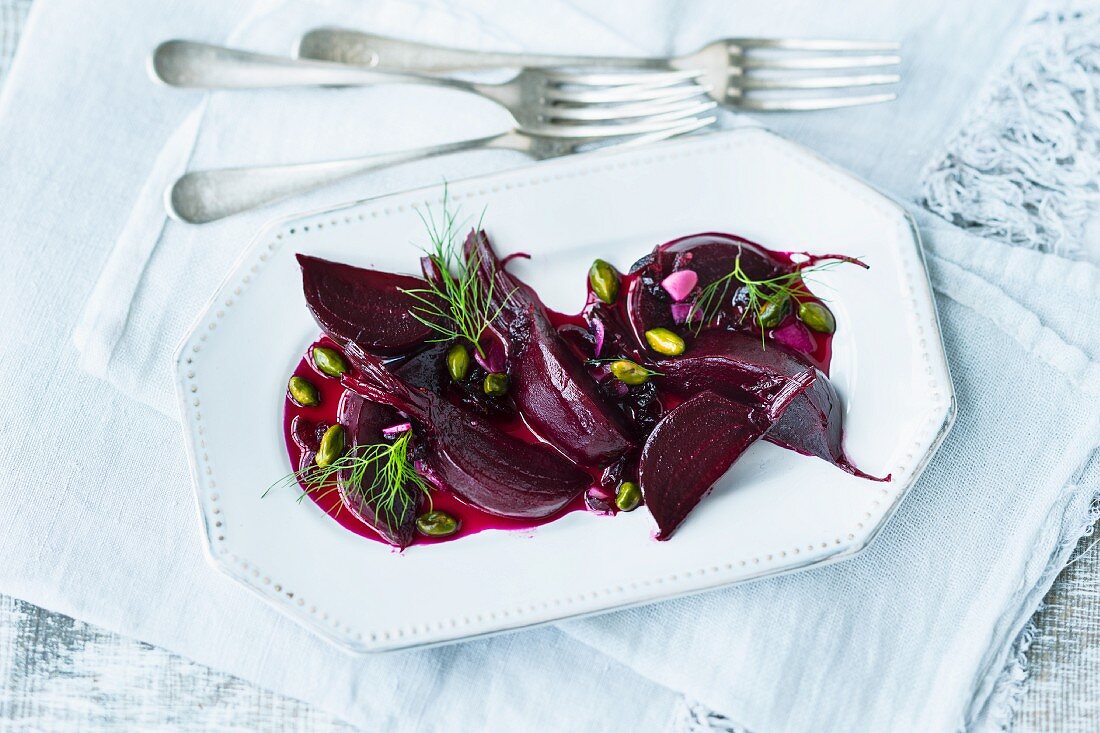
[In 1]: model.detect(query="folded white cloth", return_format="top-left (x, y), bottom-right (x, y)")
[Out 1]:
top-left (1, 0), bottom-right (1097, 732)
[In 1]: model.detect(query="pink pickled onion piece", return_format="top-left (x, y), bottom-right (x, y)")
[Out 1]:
top-left (473, 338), bottom-right (506, 372)
top-left (770, 320), bottom-right (815, 355)
top-left (660, 269), bottom-right (698, 302)
top-left (670, 302), bottom-right (702, 325)
top-left (381, 422), bottom-right (412, 437)
top-left (591, 316), bottom-right (606, 356)
top-left (584, 486), bottom-right (615, 515)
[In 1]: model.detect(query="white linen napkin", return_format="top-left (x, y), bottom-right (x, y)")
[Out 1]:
top-left (2, 0), bottom-right (1097, 732)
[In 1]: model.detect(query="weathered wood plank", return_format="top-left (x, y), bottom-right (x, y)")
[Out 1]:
top-left (1014, 531), bottom-right (1100, 732)
top-left (0, 595), bottom-right (358, 732)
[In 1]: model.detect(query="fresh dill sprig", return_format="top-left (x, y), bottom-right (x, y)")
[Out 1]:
top-left (267, 432), bottom-right (431, 530)
top-left (399, 188), bottom-right (513, 357)
top-left (685, 256), bottom-right (850, 340)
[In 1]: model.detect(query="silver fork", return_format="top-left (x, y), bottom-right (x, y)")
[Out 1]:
top-left (151, 40), bottom-right (714, 132)
top-left (166, 115), bottom-right (716, 225)
top-left (298, 28), bottom-right (902, 112)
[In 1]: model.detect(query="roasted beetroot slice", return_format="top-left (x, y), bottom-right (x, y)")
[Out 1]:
top-left (297, 254), bottom-right (440, 356)
top-left (343, 345), bottom-right (590, 519)
top-left (394, 343), bottom-right (449, 394)
top-left (466, 230), bottom-right (634, 466)
top-left (766, 372), bottom-right (888, 481)
top-left (639, 392), bottom-right (774, 540)
top-left (336, 391), bottom-right (419, 547)
top-left (658, 233), bottom-right (785, 285)
top-left (626, 233), bottom-right (786, 340)
top-left (657, 330), bottom-right (817, 415)
top-left (625, 274), bottom-right (675, 349)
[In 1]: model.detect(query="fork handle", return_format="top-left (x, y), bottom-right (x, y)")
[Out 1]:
top-left (151, 40), bottom-right (473, 90)
top-left (167, 133), bottom-right (520, 224)
top-left (297, 27), bottom-right (669, 72)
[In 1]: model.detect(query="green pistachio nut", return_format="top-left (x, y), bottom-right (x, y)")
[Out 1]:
top-left (615, 481), bottom-right (642, 512)
top-left (588, 259), bottom-right (621, 305)
top-left (757, 297), bottom-right (791, 329)
top-left (315, 424), bottom-right (345, 469)
top-left (416, 510), bottom-right (461, 538)
top-left (644, 327), bottom-right (685, 356)
top-left (797, 301), bottom-right (836, 334)
top-left (483, 372), bottom-right (510, 397)
top-left (312, 346), bottom-right (348, 378)
top-left (287, 375), bottom-right (320, 407)
top-left (446, 344), bottom-right (471, 381)
top-left (609, 359), bottom-right (651, 386)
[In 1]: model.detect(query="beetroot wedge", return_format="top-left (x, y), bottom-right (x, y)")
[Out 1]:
top-left (337, 392), bottom-right (419, 547)
top-left (766, 371), bottom-right (888, 481)
top-left (652, 232), bottom-right (785, 284)
top-left (656, 330), bottom-right (884, 480)
top-left (639, 391), bottom-right (776, 540)
top-left (297, 254), bottom-right (441, 356)
top-left (342, 344), bottom-right (590, 519)
top-left (657, 330), bottom-right (817, 417)
top-left (466, 230), bottom-right (634, 466)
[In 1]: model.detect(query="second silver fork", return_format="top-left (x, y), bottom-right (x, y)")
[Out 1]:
top-left (167, 117), bottom-right (716, 225)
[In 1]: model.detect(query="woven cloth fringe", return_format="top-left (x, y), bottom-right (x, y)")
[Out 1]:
top-left (921, 7), bottom-right (1100, 257)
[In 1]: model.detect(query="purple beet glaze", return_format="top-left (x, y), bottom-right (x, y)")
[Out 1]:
top-left (337, 392), bottom-right (420, 547)
top-left (639, 391), bottom-right (777, 540)
top-left (466, 230), bottom-right (634, 466)
top-left (297, 254), bottom-right (440, 355)
top-left (343, 344), bottom-right (591, 519)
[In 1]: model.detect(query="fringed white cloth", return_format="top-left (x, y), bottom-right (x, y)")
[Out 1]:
top-left (922, 7), bottom-right (1100, 259)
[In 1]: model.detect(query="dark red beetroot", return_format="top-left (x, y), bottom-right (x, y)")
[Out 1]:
top-left (765, 371), bottom-right (888, 481)
top-left (639, 391), bottom-right (778, 540)
top-left (466, 231), bottom-right (634, 466)
top-left (656, 330), bottom-right (884, 480)
top-left (297, 254), bottom-right (441, 355)
top-left (393, 342), bottom-right (449, 393)
top-left (656, 330), bottom-right (818, 418)
top-left (626, 233), bottom-right (788, 342)
top-left (342, 344), bottom-right (590, 519)
top-left (336, 392), bottom-right (419, 547)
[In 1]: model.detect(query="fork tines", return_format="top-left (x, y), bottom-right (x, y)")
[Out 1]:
top-left (529, 67), bottom-right (716, 132)
top-left (727, 38), bottom-right (900, 111)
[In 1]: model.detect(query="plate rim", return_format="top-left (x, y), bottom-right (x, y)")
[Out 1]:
top-left (173, 126), bottom-right (956, 653)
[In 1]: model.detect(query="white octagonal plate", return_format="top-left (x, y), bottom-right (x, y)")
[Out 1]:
top-left (175, 128), bottom-right (954, 653)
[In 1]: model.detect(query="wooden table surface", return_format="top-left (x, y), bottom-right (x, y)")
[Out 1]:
top-left (0, 1), bottom-right (1096, 730)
